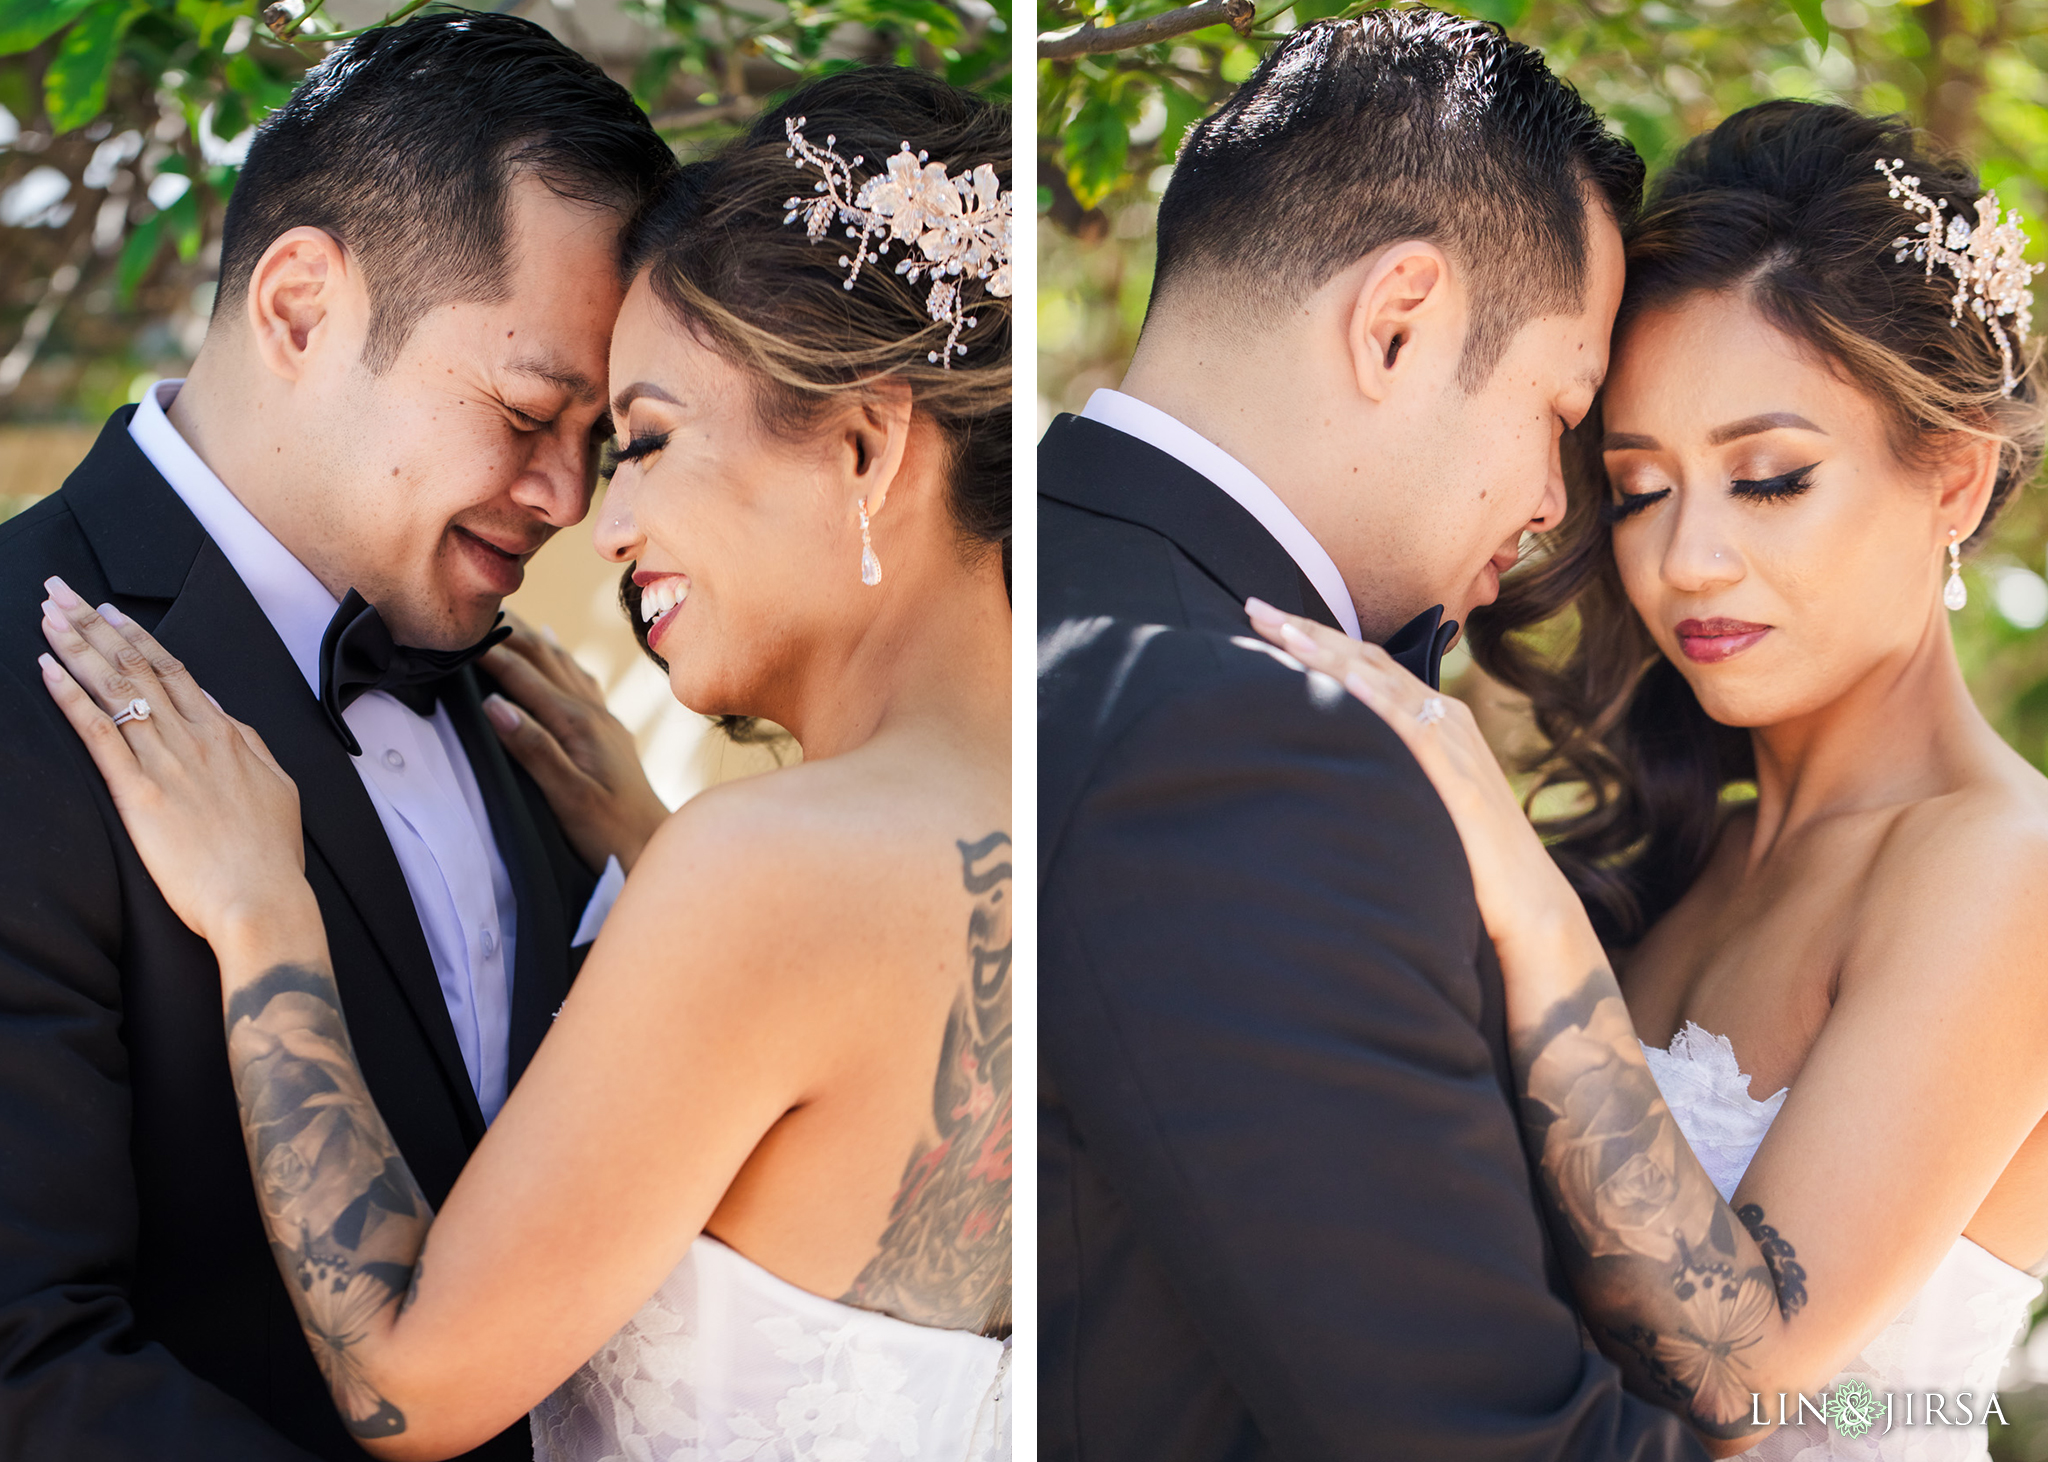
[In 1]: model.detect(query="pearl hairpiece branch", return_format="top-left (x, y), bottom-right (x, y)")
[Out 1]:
top-left (1877, 157), bottom-right (2043, 396)
top-left (782, 116), bottom-right (1012, 368)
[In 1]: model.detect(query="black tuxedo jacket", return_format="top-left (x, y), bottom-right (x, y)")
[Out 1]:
top-left (0, 409), bottom-right (598, 1460)
top-left (1038, 414), bottom-right (1707, 1462)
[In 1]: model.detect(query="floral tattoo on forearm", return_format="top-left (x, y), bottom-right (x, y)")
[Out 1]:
top-left (840, 831), bottom-right (1013, 1337)
top-left (226, 964), bottom-right (432, 1438)
top-left (1515, 973), bottom-right (1807, 1439)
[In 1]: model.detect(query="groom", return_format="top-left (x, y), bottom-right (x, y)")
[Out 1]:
top-left (0, 14), bottom-right (672, 1461)
top-left (1040, 10), bottom-right (1708, 1461)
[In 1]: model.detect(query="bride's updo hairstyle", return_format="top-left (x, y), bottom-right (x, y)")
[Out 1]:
top-left (1468, 100), bottom-right (2047, 947)
top-left (617, 66), bottom-right (1008, 677)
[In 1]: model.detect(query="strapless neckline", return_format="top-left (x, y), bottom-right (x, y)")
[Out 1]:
top-left (1641, 1020), bottom-right (2041, 1285)
top-left (1639, 1019), bottom-right (2041, 1461)
top-left (530, 1232), bottom-right (1011, 1460)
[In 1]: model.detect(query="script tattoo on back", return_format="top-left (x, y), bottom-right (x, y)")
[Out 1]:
top-left (840, 830), bottom-right (1013, 1337)
top-left (225, 964), bottom-right (431, 1438)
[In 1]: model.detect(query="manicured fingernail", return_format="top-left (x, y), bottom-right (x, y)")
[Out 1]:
top-left (483, 693), bottom-right (520, 732)
top-left (542, 624), bottom-right (561, 647)
top-left (37, 652), bottom-right (59, 679)
top-left (97, 602), bottom-right (126, 626)
top-left (1245, 597), bottom-right (1281, 624)
top-left (41, 601), bottom-right (66, 633)
top-left (44, 576), bottom-right (82, 610)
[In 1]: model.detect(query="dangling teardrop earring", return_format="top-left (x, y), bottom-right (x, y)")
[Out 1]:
top-left (858, 497), bottom-right (882, 587)
top-left (1944, 529), bottom-right (1967, 611)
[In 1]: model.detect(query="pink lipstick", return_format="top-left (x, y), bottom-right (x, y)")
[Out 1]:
top-left (1675, 617), bottom-right (1770, 664)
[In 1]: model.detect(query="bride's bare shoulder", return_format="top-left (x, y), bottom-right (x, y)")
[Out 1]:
top-left (1852, 751), bottom-right (2048, 984)
top-left (612, 739), bottom-right (1006, 986)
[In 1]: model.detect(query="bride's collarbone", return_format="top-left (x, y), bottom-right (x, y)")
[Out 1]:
top-left (1620, 860), bottom-right (1854, 1089)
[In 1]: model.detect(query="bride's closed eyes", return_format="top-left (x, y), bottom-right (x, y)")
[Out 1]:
top-left (602, 429), bottom-right (671, 480)
top-left (1601, 462), bottom-right (1821, 524)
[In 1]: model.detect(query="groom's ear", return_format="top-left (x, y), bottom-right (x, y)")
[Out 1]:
top-left (243, 226), bottom-right (365, 384)
top-left (838, 378), bottom-right (915, 520)
top-left (1347, 242), bottom-right (1457, 404)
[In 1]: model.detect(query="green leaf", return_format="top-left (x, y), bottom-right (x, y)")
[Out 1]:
top-left (1787, 0), bottom-right (1827, 50)
top-left (0, 0), bottom-right (94, 57)
top-left (1064, 87), bottom-right (1132, 210)
top-left (116, 211), bottom-right (163, 307)
top-left (44, 0), bottom-right (144, 134)
top-left (213, 89), bottom-right (248, 142)
top-left (166, 185), bottom-right (202, 261)
top-left (1219, 42), bottom-right (1258, 84)
top-left (1155, 79), bottom-right (1207, 168)
top-left (1463, 0), bottom-right (1531, 25)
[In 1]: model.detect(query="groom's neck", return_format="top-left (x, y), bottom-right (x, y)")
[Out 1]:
top-left (164, 343), bottom-right (330, 575)
top-left (1122, 317), bottom-right (1378, 570)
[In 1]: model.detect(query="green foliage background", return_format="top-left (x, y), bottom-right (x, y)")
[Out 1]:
top-left (0, 0), bottom-right (1008, 432)
top-left (1039, 1), bottom-right (2048, 1446)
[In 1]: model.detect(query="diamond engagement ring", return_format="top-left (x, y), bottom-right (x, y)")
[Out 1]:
top-left (1416, 696), bottom-right (1448, 728)
top-left (111, 697), bottom-right (151, 726)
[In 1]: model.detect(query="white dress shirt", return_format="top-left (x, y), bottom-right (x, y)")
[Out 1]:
top-left (131, 380), bottom-right (520, 1122)
top-left (1080, 388), bottom-right (1363, 640)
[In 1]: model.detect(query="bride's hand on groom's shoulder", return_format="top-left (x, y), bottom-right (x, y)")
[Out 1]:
top-left (35, 575), bottom-right (313, 951)
top-left (480, 614), bottom-right (671, 874)
top-left (1243, 598), bottom-right (1579, 961)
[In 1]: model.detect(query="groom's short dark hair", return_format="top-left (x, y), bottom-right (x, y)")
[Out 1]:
top-left (216, 10), bottom-right (674, 371)
top-left (1151, 7), bottom-right (1642, 389)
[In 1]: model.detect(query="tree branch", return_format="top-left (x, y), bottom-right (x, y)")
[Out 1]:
top-left (1038, 0), bottom-right (1255, 60)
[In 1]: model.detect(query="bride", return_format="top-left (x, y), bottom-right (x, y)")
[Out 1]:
top-left (32, 67), bottom-right (1011, 1462)
top-left (1249, 101), bottom-right (2048, 1459)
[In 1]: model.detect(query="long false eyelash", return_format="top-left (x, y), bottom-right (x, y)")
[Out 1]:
top-left (1731, 462), bottom-right (1819, 501)
top-left (599, 430), bottom-right (670, 482)
top-left (1601, 488), bottom-right (1670, 525)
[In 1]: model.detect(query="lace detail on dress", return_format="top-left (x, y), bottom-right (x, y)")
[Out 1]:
top-left (530, 1236), bottom-right (1010, 1462)
top-left (1640, 1023), bottom-right (2041, 1461)
top-left (1640, 1020), bottom-right (1788, 1204)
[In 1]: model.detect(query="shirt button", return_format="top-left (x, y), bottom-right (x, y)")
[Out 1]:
top-left (383, 748), bottom-right (405, 771)
top-left (480, 928), bottom-right (498, 958)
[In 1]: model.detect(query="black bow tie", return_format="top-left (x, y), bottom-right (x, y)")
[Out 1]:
top-left (318, 589), bottom-right (510, 757)
top-left (1382, 603), bottom-right (1459, 691)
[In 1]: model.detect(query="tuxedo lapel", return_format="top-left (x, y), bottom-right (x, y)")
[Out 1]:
top-left (155, 543), bottom-right (489, 1137)
top-left (64, 416), bottom-right (488, 1140)
top-left (1039, 414), bottom-right (1345, 632)
top-left (441, 671), bottom-right (572, 1086)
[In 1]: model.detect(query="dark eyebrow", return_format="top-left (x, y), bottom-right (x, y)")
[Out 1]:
top-left (1708, 412), bottom-right (1824, 445)
top-left (1602, 412), bottom-right (1827, 454)
top-left (507, 355), bottom-right (602, 406)
top-left (612, 380), bottom-right (681, 415)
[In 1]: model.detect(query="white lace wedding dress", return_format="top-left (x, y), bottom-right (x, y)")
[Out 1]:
top-left (528, 1235), bottom-right (1011, 1462)
top-left (1642, 1022), bottom-right (2043, 1461)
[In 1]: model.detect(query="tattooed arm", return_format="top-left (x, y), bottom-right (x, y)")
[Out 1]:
top-left (38, 591), bottom-right (983, 1459)
top-left (1248, 604), bottom-right (2048, 1455)
top-left (1502, 939), bottom-right (1792, 1449)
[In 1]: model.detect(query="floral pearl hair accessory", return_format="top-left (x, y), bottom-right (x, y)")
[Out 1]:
top-left (1877, 156), bottom-right (2043, 396)
top-left (782, 116), bottom-right (1012, 368)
